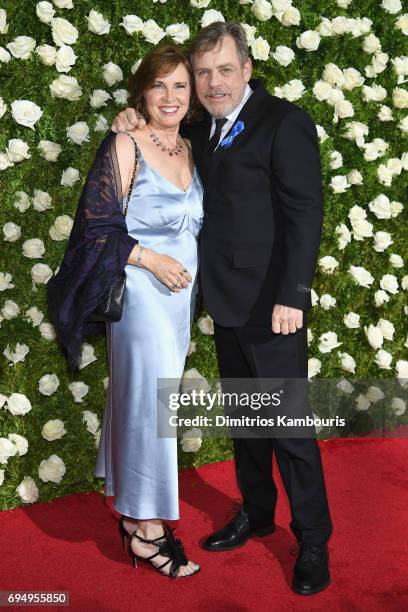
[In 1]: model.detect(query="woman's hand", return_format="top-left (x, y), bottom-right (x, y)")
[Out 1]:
top-left (111, 108), bottom-right (146, 133)
top-left (138, 248), bottom-right (192, 292)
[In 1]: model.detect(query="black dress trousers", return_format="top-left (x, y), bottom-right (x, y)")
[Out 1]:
top-left (213, 314), bottom-right (333, 546)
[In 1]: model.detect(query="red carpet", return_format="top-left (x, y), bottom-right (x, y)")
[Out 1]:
top-left (1, 438), bottom-right (407, 611)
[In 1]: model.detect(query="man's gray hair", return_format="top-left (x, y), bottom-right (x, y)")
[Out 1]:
top-left (189, 21), bottom-right (249, 66)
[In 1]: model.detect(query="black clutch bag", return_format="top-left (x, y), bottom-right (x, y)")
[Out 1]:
top-left (87, 134), bottom-right (139, 323)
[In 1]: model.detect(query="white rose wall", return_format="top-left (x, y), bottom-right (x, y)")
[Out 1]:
top-left (0, 0), bottom-right (407, 511)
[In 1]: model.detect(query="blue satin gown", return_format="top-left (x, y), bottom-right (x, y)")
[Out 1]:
top-left (95, 141), bottom-right (203, 520)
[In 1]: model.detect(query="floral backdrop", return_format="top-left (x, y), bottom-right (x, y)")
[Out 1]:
top-left (0, 0), bottom-right (407, 510)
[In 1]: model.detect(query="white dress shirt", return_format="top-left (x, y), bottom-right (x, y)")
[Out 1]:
top-left (209, 83), bottom-right (253, 150)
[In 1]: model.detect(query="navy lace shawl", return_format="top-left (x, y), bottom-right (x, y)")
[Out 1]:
top-left (47, 131), bottom-right (138, 371)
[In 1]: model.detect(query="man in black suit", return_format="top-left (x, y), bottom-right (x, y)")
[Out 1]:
top-left (112, 22), bottom-right (332, 595)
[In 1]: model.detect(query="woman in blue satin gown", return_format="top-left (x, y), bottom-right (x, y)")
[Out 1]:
top-left (94, 46), bottom-right (203, 578)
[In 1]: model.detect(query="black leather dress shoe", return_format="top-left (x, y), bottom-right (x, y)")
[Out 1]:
top-left (292, 543), bottom-right (331, 595)
top-left (201, 506), bottom-right (275, 552)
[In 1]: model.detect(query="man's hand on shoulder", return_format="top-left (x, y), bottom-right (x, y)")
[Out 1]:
top-left (111, 107), bottom-right (145, 133)
top-left (272, 304), bottom-right (303, 334)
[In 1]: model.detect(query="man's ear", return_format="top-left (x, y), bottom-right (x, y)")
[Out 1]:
top-left (243, 57), bottom-right (252, 82)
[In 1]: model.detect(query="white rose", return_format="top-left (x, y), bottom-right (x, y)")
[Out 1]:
top-left (51, 17), bottom-right (79, 46)
top-left (142, 19), bottom-right (166, 44)
top-left (55, 44), bottom-right (77, 72)
top-left (61, 167), bottom-right (79, 186)
top-left (308, 357), bottom-right (321, 378)
top-left (364, 324), bottom-right (383, 349)
top-left (393, 87), bottom-right (408, 109)
top-left (181, 368), bottom-right (210, 394)
top-left (83, 410), bottom-right (99, 434)
top-left (323, 63), bottom-right (344, 87)
top-left (336, 223), bottom-right (352, 249)
top-left (318, 255), bottom-right (339, 274)
top-left (42, 419), bottom-right (67, 441)
top-left (373, 231), bottom-right (393, 252)
top-left (38, 373), bottom-right (60, 396)
top-left (392, 397), bottom-right (406, 416)
top-left (342, 68), bottom-right (364, 90)
top-left (355, 394), bottom-right (371, 411)
top-left (190, 0), bottom-right (211, 7)
top-left (349, 265), bottom-right (374, 287)
top-left (6, 36), bottom-right (36, 59)
top-left (23, 238), bottom-right (45, 258)
top-left (240, 23), bottom-right (257, 44)
top-left (36, 44), bottom-right (57, 66)
top-left (317, 17), bottom-right (333, 37)
top-left (344, 312), bottom-right (360, 328)
top-left (279, 79), bottom-right (305, 101)
top-left (374, 289), bottom-right (390, 307)
top-left (53, 0), bottom-right (73, 7)
top-left (272, 0), bottom-right (293, 13)
top-left (378, 105), bottom-right (393, 121)
top-left (201, 10), bottom-right (225, 28)
top-left (311, 289), bottom-right (319, 306)
top-left (79, 343), bottom-right (97, 369)
top-left (32, 189), bottom-right (52, 212)
top-left (329, 151), bottom-right (343, 169)
top-left (6, 139), bottom-right (30, 162)
top-left (38, 140), bottom-right (61, 162)
top-left (7, 393), bottom-right (32, 416)
top-left (50, 215), bottom-right (73, 240)
top-left (343, 121), bottom-right (369, 145)
top-left (250, 37), bottom-right (270, 61)
top-left (181, 428), bottom-right (202, 453)
top-left (396, 14), bottom-right (408, 35)
top-left (336, 0), bottom-right (352, 7)
top-left (66, 121), bottom-right (89, 145)
top-left (401, 152), bottom-right (408, 170)
top-left (166, 23), bottom-right (190, 44)
top-left (94, 114), bottom-right (108, 132)
top-left (281, 7), bottom-right (301, 27)
top-left (1, 154), bottom-right (16, 171)
top-left (365, 386), bottom-right (385, 402)
top-left (317, 125), bottom-right (328, 142)
top-left (338, 352), bottom-right (356, 374)
top-left (390, 200), bottom-right (403, 217)
top-left (8, 434), bottom-right (28, 456)
top-left (378, 318), bottom-right (395, 341)
top-left (327, 87), bottom-right (345, 106)
top-left (318, 331), bottom-right (342, 353)
top-left (296, 30), bottom-right (320, 52)
top-left (86, 9), bottom-right (111, 35)
top-left (362, 84), bottom-right (387, 102)
top-left (381, 0), bottom-right (402, 14)
top-left (1, 300), bottom-right (20, 319)
top-left (0, 47), bottom-right (11, 62)
top-left (11, 100), bottom-right (43, 130)
top-left (347, 169), bottom-right (363, 185)
top-left (69, 381), bottom-right (89, 402)
top-left (398, 116), bottom-right (408, 132)
top-left (0, 8), bottom-right (8, 34)
top-left (330, 175), bottom-right (350, 193)
top-left (120, 15), bottom-right (144, 35)
top-left (375, 349), bottom-right (393, 369)
top-left (16, 476), bottom-right (38, 504)
top-left (38, 454), bottom-right (66, 483)
top-left (366, 52), bottom-right (389, 77)
top-left (335, 99), bottom-right (354, 119)
top-left (39, 322), bottom-right (56, 340)
top-left (25, 307), bottom-right (44, 327)
top-left (337, 379), bottom-right (355, 394)
top-left (3, 222), bottom-right (21, 242)
top-left (389, 253), bottom-right (403, 268)
top-left (0, 271), bottom-right (14, 290)
top-left (368, 194), bottom-right (391, 219)
top-left (49, 75), bottom-right (82, 101)
top-left (313, 80), bottom-right (333, 101)
top-left (307, 327), bottom-right (313, 346)
top-left (13, 191), bottom-right (30, 212)
top-left (320, 294), bottom-right (336, 310)
top-left (197, 314), bottom-right (214, 335)
top-left (103, 62), bottom-right (123, 86)
top-left (272, 45), bottom-right (295, 66)
top-left (362, 33), bottom-right (381, 54)
top-left (90, 89), bottom-right (111, 109)
top-left (396, 360), bottom-right (408, 384)
top-left (377, 165), bottom-right (393, 186)
top-left (112, 89), bottom-right (129, 105)
top-left (187, 341), bottom-right (196, 356)
top-left (331, 16), bottom-right (350, 34)
top-left (252, 0), bottom-right (273, 21)
top-left (380, 274), bottom-right (399, 294)
top-left (31, 263), bottom-right (53, 285)
top-left (36, 2), bottom-right (55, 24)
top-left (0, 438), bottom-right (17, 464)
top-left (3, 342), bottom-right (29, 365)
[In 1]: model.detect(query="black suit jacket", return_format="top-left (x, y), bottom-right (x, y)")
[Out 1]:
top-left (187, 79), bottom-right (323, 327)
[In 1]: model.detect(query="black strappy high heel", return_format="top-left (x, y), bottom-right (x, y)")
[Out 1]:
top-left (127, 522), bottom-right (200, 579)
top-left (118, 514), bottom-right (138, 551)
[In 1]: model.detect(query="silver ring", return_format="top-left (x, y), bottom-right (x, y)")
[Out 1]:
top-left (171, 282), bottom-right (177, 290)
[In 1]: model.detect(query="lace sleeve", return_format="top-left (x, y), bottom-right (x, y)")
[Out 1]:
top-left (47, 131), bottom-right (138, 371)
